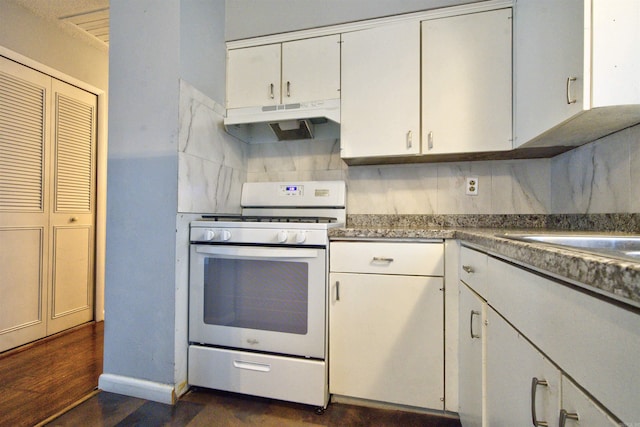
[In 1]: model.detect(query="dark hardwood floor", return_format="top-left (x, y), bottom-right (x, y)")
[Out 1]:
top-left (47, 388), bottom-right (462, 427)
top-left (0, 321), bottom-right (103, 427)
top-left (1, 321), bottom-right (461, 426)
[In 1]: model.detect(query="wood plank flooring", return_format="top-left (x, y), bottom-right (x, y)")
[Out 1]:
top-left (0, 321), bottom-right (103, 427)
top-left (47, 388), bottom-right (462, 427)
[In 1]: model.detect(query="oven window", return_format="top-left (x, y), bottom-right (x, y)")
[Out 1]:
top-left (203, 258), bottom-right (309, 335)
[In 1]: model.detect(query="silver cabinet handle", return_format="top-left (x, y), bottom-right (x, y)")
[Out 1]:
top-left (470, 310), bottom-right (481, 339)
top-left (428, 131), bottom-right (434, 150)
top-left (531, 377), bottom-right (549, 427)
top-left (336, 281), bottom-right (340, 301)
top-left (462, 265), bottom-right (474, 274)
top-left (286, 81), bottom-right (291, 97)
top-left (566, 77), bottom-right (577, 104)
top-left (559, 409), bottom-right (579, 426)
top-left (372, 257), bottom-right (394, 263)
top-left (269, 83), bottom-right (274, 99)
top-left (406, 130), bottom-right (412, 149)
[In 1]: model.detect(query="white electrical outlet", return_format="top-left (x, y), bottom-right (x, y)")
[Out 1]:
top-left (466, 177), bottom-right (478, 196)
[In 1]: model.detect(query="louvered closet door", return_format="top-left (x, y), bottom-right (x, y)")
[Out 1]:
top-left (0, 56), bottom-right (51, 352)
top-left (47, 79), bottom-right (96, 335)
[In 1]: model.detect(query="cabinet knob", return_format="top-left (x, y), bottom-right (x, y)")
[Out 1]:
top-left (462, 265), bottom-right (474, 274)
top-left (406, 130), bottom-right (413, 149)
top-left (269, 83), bottom-right (274, 99)
top-left (70, 216), bottom-right (78, 223)
top-left (286, 81), bottom-right (291, 97)
top-left (427, 131), bottom-right (434, 150)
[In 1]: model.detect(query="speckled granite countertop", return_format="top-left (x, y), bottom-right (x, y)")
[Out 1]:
top-left (329, 214), bottom-right (640, 308)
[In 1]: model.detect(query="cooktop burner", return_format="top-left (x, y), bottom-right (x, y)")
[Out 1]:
top-left (201, 214), bottom-right (338, 224)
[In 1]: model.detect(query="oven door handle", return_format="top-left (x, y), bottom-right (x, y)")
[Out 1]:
top-left (195, 245), bottom-right (319, 259)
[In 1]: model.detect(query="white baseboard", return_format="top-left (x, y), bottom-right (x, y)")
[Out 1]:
top-left (98, 373), bottom-right (176, 405)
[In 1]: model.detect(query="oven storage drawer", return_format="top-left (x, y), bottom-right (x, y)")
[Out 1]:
top-left (330, 241), bottom-right (444, 276)
top-left (188, 345), bottom-right (328, 407)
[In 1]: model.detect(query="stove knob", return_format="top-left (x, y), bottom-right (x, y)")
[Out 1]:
top-left (204, 229), bottom-right (216, 241)
top-left (277, 230), bottom-right (289, 243)
top-left (220, 230), bottom-right (232, 241)
top-left (295, 231), bottom-right (307, 243)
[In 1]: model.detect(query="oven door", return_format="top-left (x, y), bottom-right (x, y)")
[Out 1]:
top-left (189, 244), bottom-right (326, 359)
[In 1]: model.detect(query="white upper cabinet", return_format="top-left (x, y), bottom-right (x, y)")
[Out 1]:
top-left (226, 35), bottom-right (340, 109)
top-left (226, 43), bottom-right (281, 109)
top-left (422, 8), bottom-right (512, 155)
top-left (340, 22), bottom-right (421, 158)
top-left (514, 0), bottom-right (640, 148)
top-left (281, 35), bottom-right (340, 104)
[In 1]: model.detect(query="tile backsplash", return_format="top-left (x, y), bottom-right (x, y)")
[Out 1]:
top-left (178, 80), bottom-right (247, 213)
top-left (179, 80), bottom-right (640, 216)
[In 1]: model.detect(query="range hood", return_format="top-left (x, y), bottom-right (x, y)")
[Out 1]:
top-left (224, 98), bottom-right (340, 143)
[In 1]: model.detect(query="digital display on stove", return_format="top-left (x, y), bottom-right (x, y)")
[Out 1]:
top-left (280, 184), bottom-right (303, 196)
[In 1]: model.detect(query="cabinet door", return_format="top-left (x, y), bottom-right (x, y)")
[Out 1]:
top-left (329, 272), bottom-right (444, 409)
top-left (341, 22), bottom-right (420, 158)
top-left (513, 0), bottom-right (585, 147)
top-left (422, 8), bottom-right (512, 154)
top-left (458, 281), bottom-right (485, 427)
top-left (486, 308), bottom-right (560, 427)
top-left (560, 377), bottom-right (619, 427)
top-left (226, 43), bottom-right (281, 109)
top-left (282, 35), bottom-right (340, 104)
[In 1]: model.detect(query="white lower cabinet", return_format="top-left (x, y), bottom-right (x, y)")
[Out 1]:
top-left (458, 282), bottom-right (485, 427)
top-left (329, 241), bottom-right (444, 409)
top-left (459, 245), bottom-right (631, 426)
top-left (560, 376), bottom-right (619, 427)
top-left (485, 308), bottom-right (560, 427)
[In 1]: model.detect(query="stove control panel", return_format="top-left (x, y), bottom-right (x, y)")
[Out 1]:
top-left (280, 184), bottom-right (303, 197)
top-left (190, 226), bottom-right (328, 246)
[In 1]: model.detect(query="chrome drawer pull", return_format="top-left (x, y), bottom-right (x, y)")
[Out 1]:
top-left (462, 265), bottom-right (474, 274)
top-left (470, 310), bottom-right (481, 339)
top-left (372, 257), bottom-right (394, 263)
top-left (566, 77), bottom-right (577, 104)
top-left (559, 409), bottom-right (579, 426)
top-left (531, 377), bottom-right (549, 426)
top-left (336, 281), bottom-right (340, 301)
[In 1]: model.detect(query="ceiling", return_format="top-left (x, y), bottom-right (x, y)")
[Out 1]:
top-left (13, 0), bottom-right (109, 49)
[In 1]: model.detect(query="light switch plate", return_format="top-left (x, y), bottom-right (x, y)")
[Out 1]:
top-left (466, 177), bottom-right (478, 196)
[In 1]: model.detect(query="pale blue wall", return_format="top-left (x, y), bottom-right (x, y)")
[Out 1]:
top-left (181, 0), bottom-right (226, 103)
top-left (224, 0), bottom-right (480, 40)
top-left (105, 0), bottom-right (181, 384)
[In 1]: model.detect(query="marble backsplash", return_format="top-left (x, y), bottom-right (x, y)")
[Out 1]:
top-left (178, 80), bottom-right (247, 214)
top-left (247, 123), bottom-right (640, 216)
top-left (178, 79), bottom-right (640, 217)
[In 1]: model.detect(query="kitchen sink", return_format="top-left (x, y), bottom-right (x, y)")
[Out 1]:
top-left (497, 233), bottom-right (640, 263)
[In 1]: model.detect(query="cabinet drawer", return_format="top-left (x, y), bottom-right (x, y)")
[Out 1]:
top-left (460, 246), bottom-right (488, 298)
top-left (330, 241), bottom-right (444, 276)
top-left (188, 345), bottom-right (327, 407)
